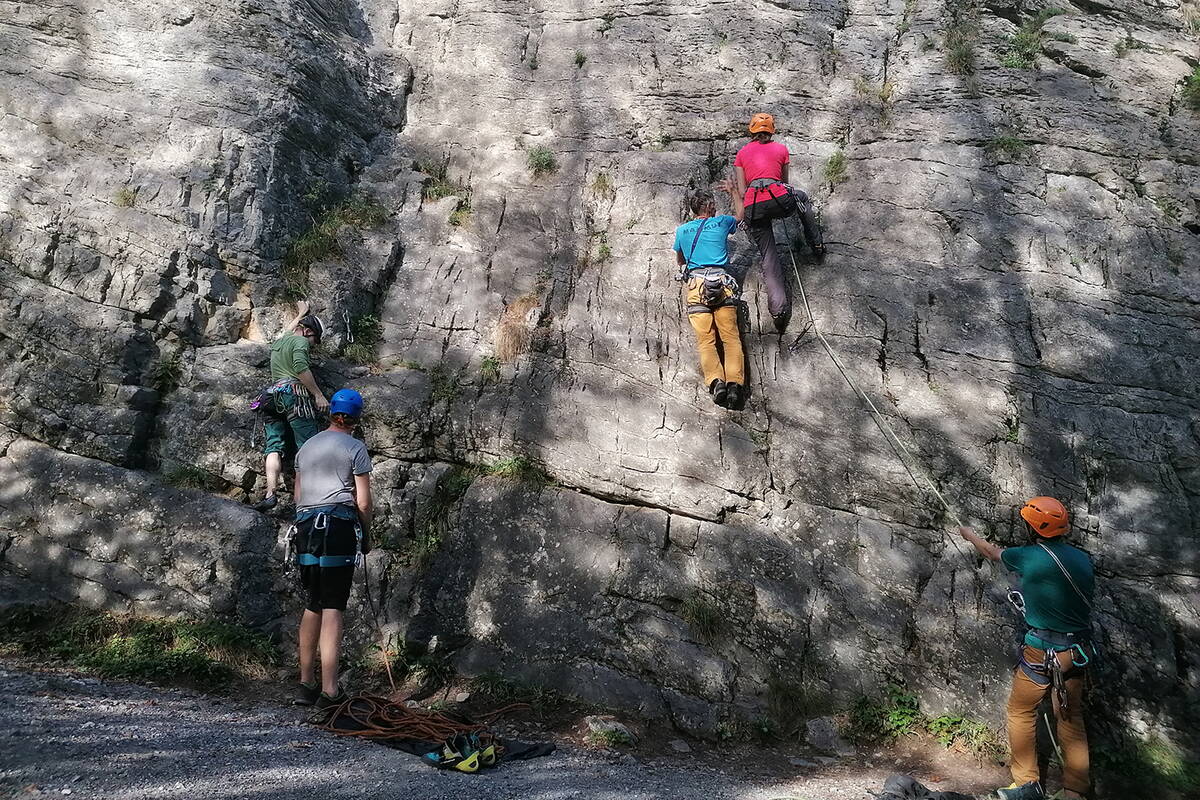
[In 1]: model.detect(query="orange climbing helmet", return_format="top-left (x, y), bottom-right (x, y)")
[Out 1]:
top-left (748, 113), bottom-right (776, 134)
top-left (1020, 496), bottom-right (1069, 538)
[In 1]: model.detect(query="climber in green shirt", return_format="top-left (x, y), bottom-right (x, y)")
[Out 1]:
top-left (254, 301), bottom-right (330, 511)
top-left (960, 496), bottom-right (1094, 800)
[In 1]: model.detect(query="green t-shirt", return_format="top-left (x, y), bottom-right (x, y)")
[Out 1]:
top-left (1002, 540), bottom-right (1094, 645)
top-left (269, 333), bottom-right (311, 381)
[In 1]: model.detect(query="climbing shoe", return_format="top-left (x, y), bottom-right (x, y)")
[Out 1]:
top-left (772, 310), bottom-right (792, 333)
top-left (314, 689), bottom-right (348, 711)
top-left (726, 382), bottom-right (743, 409)
top-left (253, 494), bottom-right (278, 511)
top-left (293, 681), bottom-right (320, 706)
top-left (811, 242), bottom-right (827, 260)
top-left (423, 734), bottom-right (482, 773)
top-left (709, 379), bottom-right (728, 407)
top-left (995, 781), bottom-right (1043, 800)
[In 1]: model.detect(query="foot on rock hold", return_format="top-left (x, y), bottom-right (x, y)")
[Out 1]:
top-left (773, 310), bottom-right (792, 334)
top-left (726, 382), bottom-right (743, 409)
top-left (995, 782), bottom-right (1043, 800)
top-left (253, 495), bottom-right (278, 512)
top-left (709, 379), bottom-right (728, 407)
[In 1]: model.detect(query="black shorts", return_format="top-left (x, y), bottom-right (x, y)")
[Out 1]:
top-left (295, 515), bottom-right (357, 612)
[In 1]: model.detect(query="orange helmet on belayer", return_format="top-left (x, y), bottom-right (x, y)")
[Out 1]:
top-left (748, 113), bottom-right (776, 134)
top-left (1020, 496), bottom-right (1069, 538)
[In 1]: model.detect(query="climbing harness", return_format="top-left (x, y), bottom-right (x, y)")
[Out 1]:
top-left (745, 177), bottom-right (798, 224)
top-left (779, 226), bottom-right (974, 561)
top-left (292, 508), bottom-right (361, 568)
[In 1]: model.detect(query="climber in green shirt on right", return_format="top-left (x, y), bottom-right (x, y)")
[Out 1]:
top-left (959, 497), bottom-right (1095, 800)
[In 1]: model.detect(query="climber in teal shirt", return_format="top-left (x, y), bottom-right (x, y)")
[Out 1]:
top-left (959, 496), bottom-right (1094, 800)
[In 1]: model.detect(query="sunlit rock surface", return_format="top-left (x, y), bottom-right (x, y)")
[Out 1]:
top-left (1, 0), bottom-right (1197, 743)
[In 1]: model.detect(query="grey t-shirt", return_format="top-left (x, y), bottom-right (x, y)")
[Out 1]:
top-left (294, 430), bottom-right (372, 511)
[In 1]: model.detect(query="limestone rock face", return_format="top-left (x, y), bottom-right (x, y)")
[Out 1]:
top-left (1, 0), bottom-right (1198, 745)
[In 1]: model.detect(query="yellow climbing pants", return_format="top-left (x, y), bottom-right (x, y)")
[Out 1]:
top-left (688, 306), bottom-right (744, 387)
top-left (1007, 647), bottom-right (1090, 795)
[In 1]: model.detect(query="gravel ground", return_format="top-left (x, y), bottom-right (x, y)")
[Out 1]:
top-left (0, 664), bottom-right (986, 800)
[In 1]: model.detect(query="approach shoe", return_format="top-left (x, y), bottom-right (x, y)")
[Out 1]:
top-left (772, 310), bottom-right (792, 333)
top-left (725, 382), bottom-right (743, 410)
top-left (293, 681), bottom-right (320, 706)
top-left (709, 379), bottom-right (728, 407)
top-left (252, 494), bottom-right (278, 512)
top-left (314, 689), bottom-right (348, 711)
top-left (995, 781), bottom-right (1043, 800)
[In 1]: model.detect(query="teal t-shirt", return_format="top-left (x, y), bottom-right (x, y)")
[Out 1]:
top-left (674, 215), bottom-right (738, 269)
top-left (1002, 540), bottom-right (1094, 646)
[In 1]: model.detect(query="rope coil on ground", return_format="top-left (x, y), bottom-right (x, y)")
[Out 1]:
top-left (313, 693), bottom-right (530, 745)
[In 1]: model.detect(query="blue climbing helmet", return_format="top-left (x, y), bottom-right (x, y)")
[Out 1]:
top-left (329, 388), bottom-right (364, 418)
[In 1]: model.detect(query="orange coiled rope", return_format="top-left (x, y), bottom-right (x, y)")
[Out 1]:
top-left (312, 693), bottom-right (530, 747)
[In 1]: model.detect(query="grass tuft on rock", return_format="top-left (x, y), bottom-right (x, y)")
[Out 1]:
top-left (282, 194), bottom-right (388, 299)
top-left (468, 671), bottom-right (568, 710)
top-left (495, 293), bottom-right (542, 360)
top-left (680, 591), bottom-right (725, 642)
top-left (150, 351), bottom-right (183, 394)
top-left (341, 313), bottom-right (383, 365)
top-left (527, 145), bottom-right (558, 176)
top-left (163, 461), bottom-right (224, 492)
top-left (986, 134), bottom-right (1029, 159)
top-left (486, 455), bottom-right (547, 484)
top-left (1183, 65), bottom-right (1200, 111)
top-left (945, 27), bottom-right (977, 74)
top-left (848, 684), bottom-right (922, 742)
top-left (0, 604), bottom-right (276, 687)
top-left (824, 150), bottom-right (848, 186)
top-left (417, 161), bottom-right (470, 203)
top-left (448, 196), bottom-right (472, 227)
top-left (927, 714), bottom-right (1007, 760)
top-left (1001, 8), bottom-right (1065, 69)
top-left (480, 354), bottom-right (501, 384)
top-left (1095, 737), bottom-right (1200, 795)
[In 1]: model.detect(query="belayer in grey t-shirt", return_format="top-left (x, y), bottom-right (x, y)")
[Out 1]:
top-left (289, 388), bottom-right (373, 710)
top-left (295, 428), bottom-right (372, 510)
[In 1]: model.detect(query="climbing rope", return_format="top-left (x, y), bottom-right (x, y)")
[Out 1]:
top-left (780, 227), bottom-right (978, 562)
top-left (313, 692), bottom-right (528, 745)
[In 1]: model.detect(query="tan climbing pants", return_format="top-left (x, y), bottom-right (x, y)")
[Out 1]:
top-left (1007, 646), bottom-right (1090, 795)
top-left (688, 306), bottom-right (744, 387)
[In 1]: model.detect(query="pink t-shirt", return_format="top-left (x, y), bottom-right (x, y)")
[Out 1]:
top-left (735, 140), bottom-right (790, 206)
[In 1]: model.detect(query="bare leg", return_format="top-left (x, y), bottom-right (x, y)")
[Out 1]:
top-left (319, 609), bottom-right (345, 696)
top-left (298, 609), bottom-right (321, 685)
top-left (264, 451), bottom-right (283, 498)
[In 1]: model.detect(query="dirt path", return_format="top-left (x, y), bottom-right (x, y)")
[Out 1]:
top-left (0, 664), bottom-right (1003, 800)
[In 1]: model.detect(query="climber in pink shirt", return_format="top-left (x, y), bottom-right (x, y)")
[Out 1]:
top-left (734, 113), bottom-right (825, 333)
